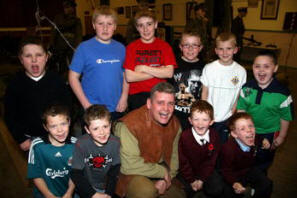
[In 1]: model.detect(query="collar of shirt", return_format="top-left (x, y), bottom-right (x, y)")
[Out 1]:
top-left (28, 72), bottom-right (45, 81)
top-left (192, 127), bottom-right (210, 146)
top-left (235, 138), bottom-right (251, 152)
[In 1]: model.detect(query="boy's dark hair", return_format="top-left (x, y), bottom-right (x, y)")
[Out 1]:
top-left (255, 50), bottom-right (278, 65)
top-left (190, 100), bottom-right (214, 120)
top-left (18, 36), bottom-right (47, 56)
top-left (150, 82), bottom-right (175, 99)
top-left (135, 8), bottom-right (156, 24)
top-left (84, 104), bottom-right (111, 126)
top-left (228, 112), bottom-right (253, 131)
top-left (42, 104), bottom-right (70, 125)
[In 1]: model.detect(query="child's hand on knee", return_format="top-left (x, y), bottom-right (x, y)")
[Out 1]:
top-left (262, 138), bottom-right (270, 149)
top-left (191, 180), bottom-right (203, 191)
top-left (232, 182), bottom-right (246, 194)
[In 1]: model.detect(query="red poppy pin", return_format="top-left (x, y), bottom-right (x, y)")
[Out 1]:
top-left (208, 143), bottom-right (214, 151)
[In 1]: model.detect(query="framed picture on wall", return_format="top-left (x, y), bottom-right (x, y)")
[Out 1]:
top-left (283, 12), bottom-right (297, 32)
top-left (117, 7), bottom-right (124, 15)
top-left (186, 2), bottom-right (197, 21)
top-left (125, 6), bottom-right (131, 18)
top-left (132, 6), bottom-right (138, 17)
top-left (163, 3), bottom-right (172, 21)
top-left (261, 0), bottom-right (280, 20)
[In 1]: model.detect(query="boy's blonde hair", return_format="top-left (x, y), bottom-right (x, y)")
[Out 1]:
top-left (92, 6), bottom-right (118, 23)
top-left (134, 8), bottom-right (156, 24)
top-left (215, 32), bottom-right (237, 47)
top-left (180, 31), bottom-right (202, 44)
top-left (190, 100), bottom-right (214, 120)
top-left (228, 112), bottom-right (253, 131)
top-left (84, 105), bottom-right (111, 127)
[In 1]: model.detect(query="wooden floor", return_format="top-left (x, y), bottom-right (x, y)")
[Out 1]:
top-left (0, 64), bottom-right (296, 198)
top-left (267, 67), bottom-right (297, 198)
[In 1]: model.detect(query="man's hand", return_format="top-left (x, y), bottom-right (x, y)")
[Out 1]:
top-left (164, 168), bottom-right (172, 189)
top-left (20, 139), bottom-right (31, 151)
top-left (154, 180), bottom-right (167, 195)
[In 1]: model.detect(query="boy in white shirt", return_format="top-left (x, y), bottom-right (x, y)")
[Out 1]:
top-left (201, 32), bottom-right (246, 143)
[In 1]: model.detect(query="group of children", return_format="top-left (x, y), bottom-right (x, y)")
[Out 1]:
top-left (174, 24), bottom-right (293, 198)
top-left (4, 5), bottom-right (294, 198)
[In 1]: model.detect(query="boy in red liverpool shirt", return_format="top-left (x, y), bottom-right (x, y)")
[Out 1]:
top-left (124, 8), bottom-right (177, 111)
top-left (178, 100), bottom-right (223, 198)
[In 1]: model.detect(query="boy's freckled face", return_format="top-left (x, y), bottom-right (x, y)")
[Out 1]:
top-left (85, 118), bottom-right (111, 147)
top-left (215, 40), bottom-right (238, 66)
top-left (231, 118), bottom-right (255, 147)
top-left (179, 35), bottom-right (203, 62)
top-left (253, 55), bottom-right (278, 89)
top-left (44, 115), bottom-right (70, 147)
top-left (93, 15), bottom-right (116, 43)
top-left (136, 17), bottom-right (157, 43)
top-left (20, 44), bottom-right (48, 78)
top-left (188, 111), bottom-right (213, 136)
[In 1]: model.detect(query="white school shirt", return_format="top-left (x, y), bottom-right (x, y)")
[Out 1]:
top-left (201, 60), bottom-right (246, 122)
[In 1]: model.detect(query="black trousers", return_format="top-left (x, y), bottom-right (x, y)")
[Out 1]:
top-left (222, 167), bottom-right (273, 198)
top-left (128, 92), bottom-right (150, 112)
top-left (255, 133), bottom-right (276, 173)
top-left (178, 170), bottom-right (224, 198)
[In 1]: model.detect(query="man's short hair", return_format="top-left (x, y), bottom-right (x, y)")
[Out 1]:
top-left (134, 8), bottom-right (156, 24)
top-left (190, 100), bottom-right (214, 120)
top-left (42, 104), bottom-right (70, 125)
top-left (216, 32), bottom-right (237, 47)
top-left (255, 50), bottom-right (278, 65)
top-left (228, 112), bottom-right (253, 131)
top-left (150, 82), bottom-right (175, 99)
top-left (92, 6), bottom-right (118, 23)
top-left (84, 104), bottom-right (111, 126)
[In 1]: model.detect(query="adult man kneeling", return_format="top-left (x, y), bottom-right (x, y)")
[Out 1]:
top-left (115, 82), bottom-right (185, 198)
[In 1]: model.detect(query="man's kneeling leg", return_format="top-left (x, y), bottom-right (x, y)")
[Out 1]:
top-left (127, 176), bottom-right (158, 198)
